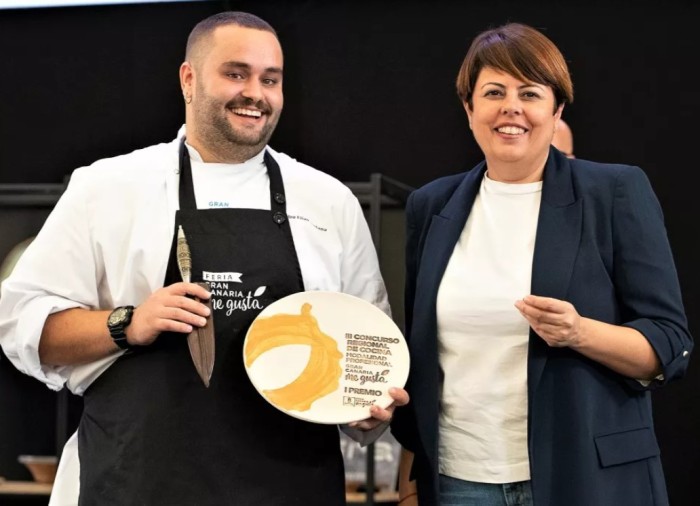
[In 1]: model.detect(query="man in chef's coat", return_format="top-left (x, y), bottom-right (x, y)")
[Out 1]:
top-left (0, 11), bottom-right (407, 506)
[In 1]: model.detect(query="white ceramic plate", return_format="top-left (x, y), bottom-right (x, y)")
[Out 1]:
top-left (243, 291), bottom-right (409, 424)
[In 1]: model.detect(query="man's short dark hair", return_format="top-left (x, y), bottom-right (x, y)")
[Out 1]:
top-left (185, 11), bottom-right (277, 62)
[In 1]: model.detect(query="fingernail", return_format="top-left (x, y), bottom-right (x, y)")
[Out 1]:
top-left (199, 317), bottom-right (207, 326)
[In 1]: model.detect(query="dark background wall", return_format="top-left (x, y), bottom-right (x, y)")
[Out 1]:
top-left (0, 0), bottom-right (697, 502)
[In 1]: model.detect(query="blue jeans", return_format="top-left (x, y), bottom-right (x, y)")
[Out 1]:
top-left (439, 474), bottom-right (533, 506)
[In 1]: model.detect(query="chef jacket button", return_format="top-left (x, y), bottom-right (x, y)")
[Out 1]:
top-left (274, 192), bottom-right (286, 204)
top-left (273, 212), bottom-right (286, 225)
top-left (683, 350), bottom-right (689, 357)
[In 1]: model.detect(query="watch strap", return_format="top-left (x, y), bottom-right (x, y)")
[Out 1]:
top-left (108, 305), bottom-right (135, 350)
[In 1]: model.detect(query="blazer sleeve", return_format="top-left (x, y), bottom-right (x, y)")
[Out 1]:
top-left (613, 167), bottom-right (693, 389)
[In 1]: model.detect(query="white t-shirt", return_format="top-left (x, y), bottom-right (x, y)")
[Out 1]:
top-left (188, 145), bottom-right (269, 210)
top-left (436, 173), bottom-right (542, 484)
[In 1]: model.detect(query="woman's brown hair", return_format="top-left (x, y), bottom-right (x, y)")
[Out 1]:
top-left (456, 23), bottom-right (574, 111)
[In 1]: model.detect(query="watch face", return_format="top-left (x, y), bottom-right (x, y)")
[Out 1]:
top-left (109, 307), bottom-right (128, 326)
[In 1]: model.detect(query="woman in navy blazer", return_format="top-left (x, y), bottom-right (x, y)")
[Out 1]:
top-left (391, 23), bottom-right (692, 506)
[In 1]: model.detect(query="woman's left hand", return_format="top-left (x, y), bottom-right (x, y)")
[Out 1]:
top-left (515, 295), bottom-right (582, 348)
top-left (348, 387), bottom-right (410, 431)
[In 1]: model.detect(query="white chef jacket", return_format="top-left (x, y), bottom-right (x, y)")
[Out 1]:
top-left (0, 126), bottom-right (390, 505)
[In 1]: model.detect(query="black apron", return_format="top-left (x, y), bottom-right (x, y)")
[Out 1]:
top-left (78, 140), bottom-right (345, 506)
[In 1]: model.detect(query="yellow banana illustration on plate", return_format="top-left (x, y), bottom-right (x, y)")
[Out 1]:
top-left (245, 303), bottom-right (343, 412)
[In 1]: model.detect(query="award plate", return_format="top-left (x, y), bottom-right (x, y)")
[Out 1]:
top-left (243, 291), bottom-right (409, 424)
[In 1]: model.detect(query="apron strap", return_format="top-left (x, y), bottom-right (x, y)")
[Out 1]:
top-left (264, 150), bottom-right (306, 290)
top-left (178, 137), bottom-right (197, 211)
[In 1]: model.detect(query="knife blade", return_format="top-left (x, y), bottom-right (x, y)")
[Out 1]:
top-left (187, 281), bottom-right (215, 387)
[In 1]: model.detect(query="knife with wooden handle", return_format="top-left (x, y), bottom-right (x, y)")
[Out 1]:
top-left (177, 226), bottom-right (215, 387)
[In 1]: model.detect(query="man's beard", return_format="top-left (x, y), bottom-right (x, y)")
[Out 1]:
top-left (194, 92), bottom-right (280, 163)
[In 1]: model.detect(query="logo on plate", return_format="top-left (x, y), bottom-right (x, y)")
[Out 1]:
top-left (244, 303), bottom-right (343, 411)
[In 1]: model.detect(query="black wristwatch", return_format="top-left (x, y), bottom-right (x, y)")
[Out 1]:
top-left (107, 305), bottom-right (135, 350)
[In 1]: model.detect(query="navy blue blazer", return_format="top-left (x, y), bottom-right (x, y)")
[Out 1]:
top-left (391, 147), bottom-right (693, 506)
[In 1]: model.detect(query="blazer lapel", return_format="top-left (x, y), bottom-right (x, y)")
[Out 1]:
top-left (411, 163), bottom-right (485, 468)
top-left (415, 163), bottom-right (486, 337)
top-left (528, 149), bottom-right (583, 400)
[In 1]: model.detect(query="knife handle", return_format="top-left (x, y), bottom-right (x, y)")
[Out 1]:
top-left (194, 281), bottom-right (213, 316)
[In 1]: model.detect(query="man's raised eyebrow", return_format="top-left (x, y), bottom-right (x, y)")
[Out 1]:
top-left (220, 61), bottom-right (283, 74)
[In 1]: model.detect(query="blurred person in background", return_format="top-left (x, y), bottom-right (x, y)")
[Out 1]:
top-left (552, 118), bottom-right (574, 158)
